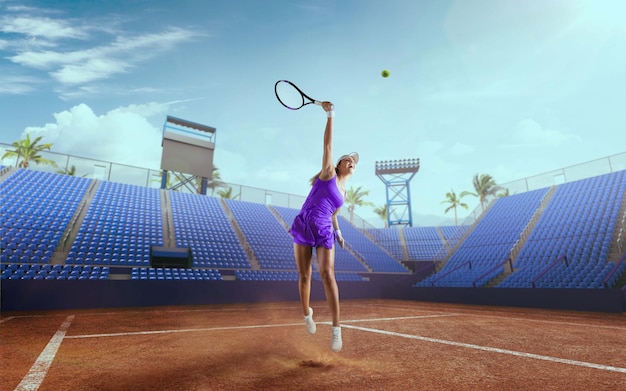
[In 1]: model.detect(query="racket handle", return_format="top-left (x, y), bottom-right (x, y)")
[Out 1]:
top-left (315, 101), bottom-right (334, 110)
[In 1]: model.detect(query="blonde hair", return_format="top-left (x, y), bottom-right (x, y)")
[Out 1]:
top-left (309, 167), bottom-right (339, 186)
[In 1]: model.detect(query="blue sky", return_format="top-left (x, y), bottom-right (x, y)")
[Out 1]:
top-left (1, 0), bottom-right (625, 227)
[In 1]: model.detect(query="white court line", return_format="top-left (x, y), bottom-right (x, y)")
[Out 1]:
top-left (47, 313), bottom-right (626, 375)
top-left (458, 313), bottom-right (626, 331)
top-left (66, 322), bottom-right (305, 339)
top-left (341, 314), bottom-right (460, 323)
top-left (0, 316), bottom-right (16, 324)
top-left (353, 303), bottom-right (626, 331)
top-left (65, 314), bottom-right (458, 339)
top-left (14, 315), bottom-right (75, 391)
top-left (341, 323), bottom-right (626, 374)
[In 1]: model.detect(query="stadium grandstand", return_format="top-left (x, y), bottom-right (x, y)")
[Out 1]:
top-left (1, 153), bottom-right (626, 313)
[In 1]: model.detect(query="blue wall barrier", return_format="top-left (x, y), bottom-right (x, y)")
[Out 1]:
top-left (2, 275), bottom-right (624, 313)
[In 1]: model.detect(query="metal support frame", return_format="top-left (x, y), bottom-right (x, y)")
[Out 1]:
top-left (375, 158), bottom-right (420, 227)
top-left (161, 170), bottom-right (209, 195)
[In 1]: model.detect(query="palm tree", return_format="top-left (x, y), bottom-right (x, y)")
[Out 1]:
top-left (441, 189), bottom-right (469, 226)
top-left (373, 204), bottom-right (389, 228)
top-left (345, 186), bottom-right (374, 224)
top-left (207, 165), bottom-right (226, 195)
top-left (463, 173), bottom-right (503, 211)
top-left (152, 171), bottom-right (179, 190)
top-left (57, 165), bottom-right (79, 176)
top-left (497, 188), bottom-right (510, 198)
top-left (2, 134), bottom-right (57, 169)
top-left (217, 186), bottom-right (238, 199)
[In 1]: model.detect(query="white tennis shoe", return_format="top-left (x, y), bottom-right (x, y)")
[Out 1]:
top-left (331, 326), bottom-right (342, 352)
top-left (304, 307), bottom-right (316, 334)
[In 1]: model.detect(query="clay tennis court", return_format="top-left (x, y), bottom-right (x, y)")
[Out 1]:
top-left (2, 299), bottom-right (625, 390)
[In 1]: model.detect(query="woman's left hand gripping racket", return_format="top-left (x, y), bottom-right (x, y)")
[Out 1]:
top-left (275, 80), bottom-right (334, 111)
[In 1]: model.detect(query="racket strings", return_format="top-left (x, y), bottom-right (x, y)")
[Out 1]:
top-left (275, 81), bottom-right (306, 110)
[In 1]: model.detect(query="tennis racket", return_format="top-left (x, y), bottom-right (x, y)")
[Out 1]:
top-left (274, 80), bottom-right (333, 110)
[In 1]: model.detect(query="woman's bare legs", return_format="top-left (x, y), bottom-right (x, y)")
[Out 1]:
top-left (316, 246), bottom-right (340, 326)
top-left (294, 243), bottom-right (313, 316)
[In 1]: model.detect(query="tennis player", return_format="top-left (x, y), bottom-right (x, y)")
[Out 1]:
top-left (290, 100), bottom-right (358, 352)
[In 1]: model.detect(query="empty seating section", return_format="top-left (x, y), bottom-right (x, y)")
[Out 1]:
top-left (170, 192), bottom-right (249, 269)
top-left (499, 171), bottom-right (626, 288)
top-left (226, 200), bottom-right (294, 270)
top-left (131, 267), bottom-right (222, 280)
top-left (1, 263), bottom-right (109, 280)
top-left (368, 228), bottom-right (404, 260)
top-left (1, 169), bottom-right (90, 266)
top-left (404, 226), bottom-right (446, 260)
top-left (440, 225), bottom-right (468, 251)
top-left (338, 216), bottom-right (407, 272)
top-left (3, 167), bottom-right (625, 288)
top-left (235, 269), bottom-right (367, 281)
top-left (66, 182), bottom-right (162, 266)
top-left (272, 205), bottom-right (300, 227)
top-left (416, 188), bottom-right (549, 287)
top-left (236, 269), bottom-right (298, 281)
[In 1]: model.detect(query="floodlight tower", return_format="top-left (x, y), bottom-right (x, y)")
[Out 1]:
top-left (160, 116), bottom-right (216, 195)
top-left (375, 158), bottom-right (420, 227)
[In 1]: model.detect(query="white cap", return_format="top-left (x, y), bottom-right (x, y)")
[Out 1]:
top-left (336, 152), bottom-right (359, 166)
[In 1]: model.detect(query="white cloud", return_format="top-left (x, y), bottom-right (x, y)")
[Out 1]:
top-left (0, 16), bottom-right (87, 39)
top-left (10, 27), bottom-right (201, 85)
top-left (0, 73), bottom-right (38, 94)
top-left (512, 118), bottom-right (583, 146)
top-left (448, 142), bottom-right (475, 156)
top-left (22, 102), bottom-right (170, 169)
top-left (52, 58), bottom-right (129, 84)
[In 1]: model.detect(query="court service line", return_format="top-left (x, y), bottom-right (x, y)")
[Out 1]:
top-left (65, 314), bottom-right (457, 339)
top-left (341, 314), bottom-right (460, 323)
top-left (353, 303), bottom-right (626, 331)
top-left (457, 313), bottom-right (626, 331)
top-left (14, 315), bottom-right (75, 391)
top-left (66, 322), bottom-right (305, 339)
top-left (342, 323), bottom-right (626, 374)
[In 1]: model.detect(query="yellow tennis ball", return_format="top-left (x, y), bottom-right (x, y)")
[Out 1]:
top-left (381, 69), bottom-right (390, 78)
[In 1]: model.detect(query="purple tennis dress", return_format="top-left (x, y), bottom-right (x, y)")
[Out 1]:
top-left (290, 176), bottom-right (344, 249)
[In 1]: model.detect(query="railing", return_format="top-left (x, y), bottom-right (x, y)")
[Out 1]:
top-left (509, 186), bottom-right (556, 262)
top-left (220, 199), bottom-right (257, 266)
top-left (59, 180), bottom-right (95, 251)
top-left (431, 260), bottom-right (472, 287)
top-left (531, 255), bottom-right (568, 288)
top-left (472, 258), bottom-right (513, 287)
top-left (1, 145), bottom-right (625, 227)
top-left (603, 252), bottom-right (626, 288)
top-left (0, 165), bottom-right (11, 176)
top-left (0, 143), bottom-right (307, 210)
top-left (618, 211), bottom-right (626, 254)
top-left (61, 199), bottom-right (85, 251)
